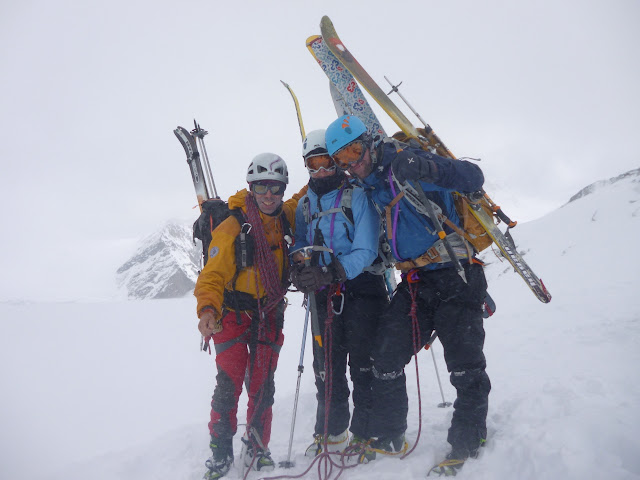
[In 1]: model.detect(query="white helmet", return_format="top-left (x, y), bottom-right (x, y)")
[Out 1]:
top-left (246, 153), bottom-right (289, 184)
top-left (302, 129), bottom-right (328, 159)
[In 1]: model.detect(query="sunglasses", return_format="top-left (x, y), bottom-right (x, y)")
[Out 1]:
top-left (251, 182), bottom-right (286, 195)
top-left (332, 139), bottom-right (366, 170)
top-left (305, 154), bottom-right (337, 174)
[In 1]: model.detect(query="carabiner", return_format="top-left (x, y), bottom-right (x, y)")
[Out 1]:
top-left (241, 222), bottom-right (252, 234)
top-left (332, 291), bottom-right (345, 315)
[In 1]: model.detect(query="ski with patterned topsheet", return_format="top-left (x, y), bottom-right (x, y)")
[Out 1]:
top-left (306, 34), bottom-right (386, 141)
top-left (316, 16), bottom-right (551, 304)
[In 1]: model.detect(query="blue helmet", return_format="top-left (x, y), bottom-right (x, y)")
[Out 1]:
top-left (325, 115), bottom-right (368, 156)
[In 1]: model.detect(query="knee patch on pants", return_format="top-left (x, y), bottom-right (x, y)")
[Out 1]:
top-left (372, 365), bottom-right (404, 380)
top-left (450, 368), bottom-right (491, 395)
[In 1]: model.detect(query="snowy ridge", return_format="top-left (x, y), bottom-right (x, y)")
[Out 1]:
top-left (116, 222), bottom-right (200, 299)
top-left (567, 167), bottom-right (640, 204)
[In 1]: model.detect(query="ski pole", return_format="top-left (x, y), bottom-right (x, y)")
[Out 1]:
top-left (279, 245), bottom-right (332, 468)
top-left (383, 77), bottom-right (523, 231)
top-left (280, 296), bottom-right (312, 468)
top-left (383, 76), bottom-right (456, 160)
top-left (384, 77), bottom-right (430, 132)
top-left (424, 332), bottom-right (452, 408)
top-left (431, 348), bottom-right (451, 407)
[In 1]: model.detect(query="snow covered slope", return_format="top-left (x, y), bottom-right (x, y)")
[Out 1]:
top-left (1, 169), bottom-right (639, 480)
top-left (116, 222), bottom-right (200, 299)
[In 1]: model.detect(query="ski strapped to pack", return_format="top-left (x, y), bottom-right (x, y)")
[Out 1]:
top-left (316, 16), bottom-right (551, 303)
top-left (174, 120), bottom-right (218, 210)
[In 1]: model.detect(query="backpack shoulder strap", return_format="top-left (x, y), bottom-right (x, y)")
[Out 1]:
top-left (229, 208), bottom-right (252, 291)
top-left (279, 207), bottom-right (293, 240)
top-left (302, 196), bottom-right (311, 225)
top-left (305, 184), bottom-right (355, 227)
top-left (381, 136), bottom-right (407, 153)
top-left (339, 184), bottom-right (354, 226)
top-left (229, 207), bottom-right (246, 226)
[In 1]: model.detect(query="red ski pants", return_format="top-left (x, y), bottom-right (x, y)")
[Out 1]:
top-left (208, 309), bottom-right (284, 447)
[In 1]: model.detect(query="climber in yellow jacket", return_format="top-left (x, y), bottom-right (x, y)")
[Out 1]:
top-left (195, 153), bottom-right (305, 480)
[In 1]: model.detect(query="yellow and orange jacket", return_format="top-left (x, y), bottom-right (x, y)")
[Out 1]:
top-left (194, 187), bottom-right (306, 317)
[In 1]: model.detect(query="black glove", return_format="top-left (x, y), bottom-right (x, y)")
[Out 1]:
top-left (391, 150), bottom-right (438, 185)
top-left (289, 263), bottom-right (304, 286)
top-left (292, 260), bottom-right (347, 294)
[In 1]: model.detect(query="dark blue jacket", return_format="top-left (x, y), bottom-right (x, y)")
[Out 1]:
top-left (359, 142), bottom-right (484, 266)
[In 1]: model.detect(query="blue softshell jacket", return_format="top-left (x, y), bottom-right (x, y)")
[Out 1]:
top-left (294, 181), bottom-right (380, 280)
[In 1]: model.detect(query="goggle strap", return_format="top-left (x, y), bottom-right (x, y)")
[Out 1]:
top-left (307, 165), bottom-right (337, 174)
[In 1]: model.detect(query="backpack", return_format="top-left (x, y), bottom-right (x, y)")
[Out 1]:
top-left (193, 198), bottom-right (240, 267)
top-left (388, 130), bottom-right (495, 253)
top-left (193, 197), bottom-right (293, 269)
top-left (301, 183), bottom-right (395, 275)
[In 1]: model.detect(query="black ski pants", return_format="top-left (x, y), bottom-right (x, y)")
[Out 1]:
top-left (312, 272), bottom-right (389, 439)
top-left (369, 262), bottom-right (491, 455)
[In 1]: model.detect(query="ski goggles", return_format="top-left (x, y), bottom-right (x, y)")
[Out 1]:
top-left (251, 181), bottom-right (286, 196)
top-left (305, 154), bottom-right (337, 174)
top-left (332, 139), bottom-right (366, 170)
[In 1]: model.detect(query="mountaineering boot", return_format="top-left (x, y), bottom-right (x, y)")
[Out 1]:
top-left (348, 433), bottom-right (370, 447)
top-left (358, 433), bottom-right (408, 463)
top-left (304, 429), bottom-right (349, 457)
top-left (426, 454), bottom-right (465, 477)
top-left (427, 439), bottom-right (486, 477)
top-left (468, 438), bottom-right (487, 459)
top-left (342, 433), bottom-right (372, 464)
top-left (203, 436), bottom-right (234, 480)
top-left (241, 435), bottom-right (275, 472)
top-left (305, 435), bottom-right (323, 458)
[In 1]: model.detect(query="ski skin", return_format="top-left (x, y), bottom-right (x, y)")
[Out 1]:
top-left (318, 15), bottom-right (551, 304)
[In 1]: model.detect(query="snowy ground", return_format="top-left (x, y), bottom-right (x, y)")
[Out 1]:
top-left (2, 174), bottom-right (640, 480)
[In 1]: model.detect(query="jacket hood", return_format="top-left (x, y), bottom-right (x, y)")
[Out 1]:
top-left (228, 188), bottom-right (250, 212)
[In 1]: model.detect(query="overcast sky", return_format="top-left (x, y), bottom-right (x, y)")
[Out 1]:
top-left (1, 0), bottom-right (638, 301)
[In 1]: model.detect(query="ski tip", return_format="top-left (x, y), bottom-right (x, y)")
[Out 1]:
top-left (320, 16), bottom-right (338, 41)
top-left (539, 279), bottom-right (552, 303)
top-left (305, 34), bottom-right (321, 46)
